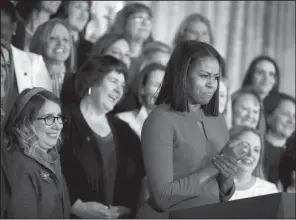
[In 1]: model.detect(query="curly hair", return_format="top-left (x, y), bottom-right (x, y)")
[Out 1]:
top-left (4, 89), bottom-right (62, 153)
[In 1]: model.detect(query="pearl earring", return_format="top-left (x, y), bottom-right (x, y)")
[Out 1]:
top-left (88, 88), bottom-right (91, 95)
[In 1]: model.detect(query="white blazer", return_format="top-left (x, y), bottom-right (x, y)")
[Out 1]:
top-left (11, 45), bottom-right (53, 93)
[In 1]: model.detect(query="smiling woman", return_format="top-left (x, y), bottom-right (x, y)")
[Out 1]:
top-left (228, 126), bottom-right (278, 201)
top-left (60, 55), bottom-right (136, 219)
top-left (3, 87), bottom-right (70, 218)
top-left (30, 18), bottom-right (75, 97)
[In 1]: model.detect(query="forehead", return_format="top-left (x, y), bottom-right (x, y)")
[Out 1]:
top-left (255, 60), bottom-right (276, 71)
top-left (276, 99), bottom-right (295, 113)
top-left (237, 131), bottom-right (261, 146)
top-left (147, 69), bottom-right (165, 81)
top-left (236, 93), bottom-right (259, 106)
top-left (50, 23), bottom-right (69, 34)
top-left (105, 70), bottom-right (125, 82)
top-left (187, 19), bottom-right (209, 31)
top-left (38, 100), bottom-right (61, 115)
top-left (190, 57), bottom-right (220, 72)
top-left (110, 38), bottom-right (129, 49)
top-left (130, 10), bottom-right (151, 18)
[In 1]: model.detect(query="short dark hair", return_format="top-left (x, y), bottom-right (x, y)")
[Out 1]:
top-left (155, 40), bottom-right (222, 116)
top-left (269, 92), bottom-right (295, 115)
top-left (90, 33), bottom-right (127, 57)
top-left (61, 55), bottom-right (128, 104)
top-left (137, 63), bottom-right (166, 105)
top-left (1, 0), bottom-right (17, 23)
top-left (242, 55), bottom-right (280, 114)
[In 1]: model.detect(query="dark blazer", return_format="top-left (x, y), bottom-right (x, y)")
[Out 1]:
top-left (60, 104), bottom-right (130, 217)
top-left (111, 115), bottom-right (146, 217)
top-left (7, 149), bottom-right (70, 218)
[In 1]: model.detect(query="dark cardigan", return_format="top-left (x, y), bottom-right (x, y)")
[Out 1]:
top-left (60, 104), bottom-right (131, 217)
top-left (111, 114), bottom-right (146, 217)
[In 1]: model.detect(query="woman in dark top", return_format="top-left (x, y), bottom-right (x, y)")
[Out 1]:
top-left (3, 87), bottom-right (70, 218)
top-left (60, 55), bottom-right (132, 218)
top-left (136, 41), bottom-right (249, 218)
top-left (241, 55), bottom-right (281, 115)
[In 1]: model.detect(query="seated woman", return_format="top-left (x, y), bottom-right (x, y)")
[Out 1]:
top-left (136, 41), bottom-right (248, 218)
top-left (228, 126), bottom-right (278, 201)
top-left (231, 87), bottom-right (266, 134)
top-left (112, 63), bottom-right (166, 216)
top-left (60, 55), bottom-right (132, 218)
top-left (3, 87), bottom-right (70, 218)
top-left (30, 18), bottom-right (75, 97)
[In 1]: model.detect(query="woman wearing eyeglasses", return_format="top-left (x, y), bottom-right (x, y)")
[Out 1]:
top-left (3, 87), bottom-right (70, 218)
top-left (109, 3), bottom-right (154, 85)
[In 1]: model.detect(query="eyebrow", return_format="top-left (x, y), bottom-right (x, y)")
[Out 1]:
top-left (200, 70), bottom-right (220, 76)
top-left (38, 113), bottom-right (62, 117)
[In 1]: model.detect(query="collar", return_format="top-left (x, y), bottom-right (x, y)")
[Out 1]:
top-left (23, 146), bottom-right (60, 175)
top-left (116, 106), bottom-right (150, 139)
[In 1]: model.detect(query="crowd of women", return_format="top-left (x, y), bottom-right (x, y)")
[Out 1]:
top-left (1, 0), bottom-right (295, 219)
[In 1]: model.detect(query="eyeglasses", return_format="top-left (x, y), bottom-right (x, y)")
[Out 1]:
top-left (37, 115), bottom-right (66, 126)
top-left (130, 15), bottom-right (152, 25)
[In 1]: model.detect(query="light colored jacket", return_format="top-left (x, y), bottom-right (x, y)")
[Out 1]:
top-left (11, 45), bottom-right (52, 93)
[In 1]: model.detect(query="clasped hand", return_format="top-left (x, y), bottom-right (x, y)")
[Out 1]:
top-left (79, 202), bottom-right (131, 219)
top-left (212, 139), bottom-right (249, 193)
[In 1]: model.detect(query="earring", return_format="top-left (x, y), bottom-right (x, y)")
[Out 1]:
top-left (88, 88), bottom-right (91, 95)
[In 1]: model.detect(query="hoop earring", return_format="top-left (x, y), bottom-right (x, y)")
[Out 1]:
top-left (88, 88), bottom-right (91, 95)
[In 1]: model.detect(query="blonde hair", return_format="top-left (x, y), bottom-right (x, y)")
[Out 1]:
top-left (173, 13), bottom-right (214, 47)
top-left (30, 18), bottom-right (75, 73)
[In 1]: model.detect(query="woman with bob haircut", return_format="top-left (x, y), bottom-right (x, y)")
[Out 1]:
top-left (109, 3), bottom-right (154, 60)
top-left (89, 33), bottom-right (131, 69)
top-left (3, 87), bottom-right (70, 218)
top-left (114, 41), bottom-right (172, 114)
top-left (136, 41), bottom-right (249, 218)
top-left (30, 18), bottom-right (75, 97)
top-left (227, 126), bottom-right (278, 201)
top-left (173, 13), bottom-right (214, 47)
top-left (60, 55), bottom-right (134, 218)
top-left (241, 55), bottom-right (281, 115)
